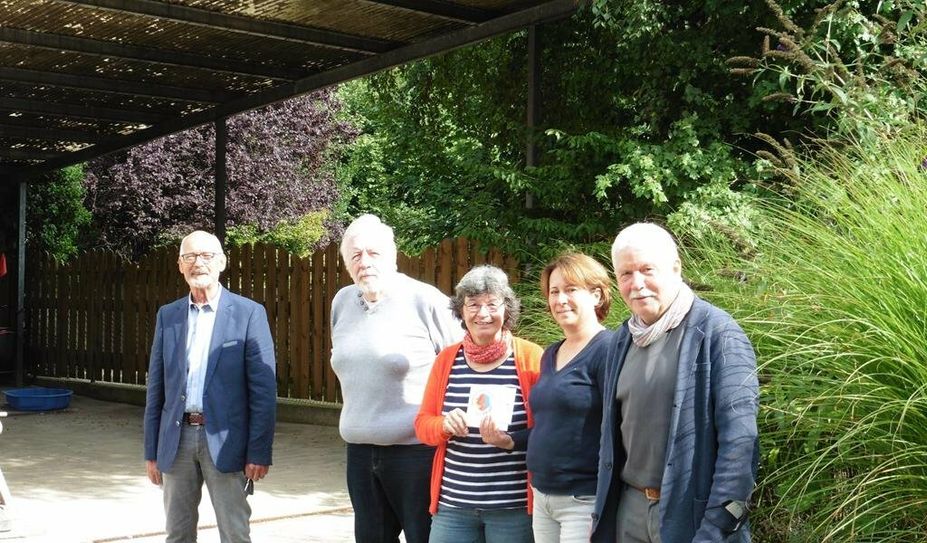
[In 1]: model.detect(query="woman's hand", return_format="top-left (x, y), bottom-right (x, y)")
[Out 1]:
top-left (479, 416), bottom-right (514, 450)
top-left (442, 408), bottom-right (469, 438)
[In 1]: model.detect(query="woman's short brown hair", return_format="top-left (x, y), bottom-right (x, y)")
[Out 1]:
top-left (540, 252), bottom-right (612, 322)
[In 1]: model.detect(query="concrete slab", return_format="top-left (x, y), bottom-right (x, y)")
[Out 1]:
top-left (0, 392), bottom-right (356, 542)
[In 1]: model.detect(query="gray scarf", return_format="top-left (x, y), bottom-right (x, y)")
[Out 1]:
top-left (628, 283), bottom-right (695, 347)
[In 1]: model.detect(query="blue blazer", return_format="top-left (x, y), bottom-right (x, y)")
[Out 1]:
top-left (591, 298), bottom-right (759, 543)
top-left (143, 287), bottom-right (277, 473)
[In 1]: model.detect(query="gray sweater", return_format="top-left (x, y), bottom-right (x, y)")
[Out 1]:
top-left (330, 273), bottom-right (462, 445)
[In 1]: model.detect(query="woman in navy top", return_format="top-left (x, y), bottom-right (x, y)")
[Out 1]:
top-left (527, 252), bottom-right (614, 543)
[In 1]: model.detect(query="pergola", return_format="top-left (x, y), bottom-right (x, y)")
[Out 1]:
top-left (0, 0), bottom-right (579, 385)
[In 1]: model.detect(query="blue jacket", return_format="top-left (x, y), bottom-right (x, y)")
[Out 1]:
top-left (143, 288), bottom-right (277, 473)
top-left (591, 297), bottom-right (759, 543)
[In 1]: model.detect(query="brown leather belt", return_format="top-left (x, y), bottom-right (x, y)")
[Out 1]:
top-left (183, 412), bottom-right (205, 425)
top-left (628, 483), bottom-right (661, 501)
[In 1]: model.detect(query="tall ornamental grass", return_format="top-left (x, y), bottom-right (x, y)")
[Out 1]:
top-left (686, 123), bottom-right (927, 542)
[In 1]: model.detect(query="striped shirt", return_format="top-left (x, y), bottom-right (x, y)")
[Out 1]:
top-left (439, 347), bottom-right (528, 510)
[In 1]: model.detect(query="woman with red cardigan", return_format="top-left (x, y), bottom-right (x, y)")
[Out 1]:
top-left (414, 265), bottom-right (542, 543)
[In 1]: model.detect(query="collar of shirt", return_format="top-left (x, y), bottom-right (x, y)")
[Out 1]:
top-left (189, 285), bottom-right (223, 311)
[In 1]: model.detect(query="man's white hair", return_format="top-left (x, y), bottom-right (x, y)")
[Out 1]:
top-left (611, 222), bottom-right (680, 264)
top-left (339, 214), bottom-right (397, 263)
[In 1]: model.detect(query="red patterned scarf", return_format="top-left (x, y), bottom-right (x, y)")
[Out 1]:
top-left (462, 330), bottom-right (511, 365)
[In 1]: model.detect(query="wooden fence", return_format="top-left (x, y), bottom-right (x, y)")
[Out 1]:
top-left (23, 238), bottom-right (519, 403)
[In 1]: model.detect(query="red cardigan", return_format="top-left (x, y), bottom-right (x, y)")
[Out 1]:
top-left (414, 336), bottom-right (543, 515)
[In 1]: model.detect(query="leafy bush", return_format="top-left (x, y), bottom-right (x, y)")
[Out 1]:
top-left (26, 165), bottom-right (92, 261)
top-left (730, 0), bottom-right (927, 146)
top-left (85, 90), bottom-right (355, 260)
top-left (336, 1), bottom-right (814, 252)
top-left (225, 209), bottom-right (333, 257)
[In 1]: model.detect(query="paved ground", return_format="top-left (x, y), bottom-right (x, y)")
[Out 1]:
top-left (0, 392), bottom-right (358, 542)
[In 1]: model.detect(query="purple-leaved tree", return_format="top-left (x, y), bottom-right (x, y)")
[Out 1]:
top-left (84, 89), bottom-right (355, 259)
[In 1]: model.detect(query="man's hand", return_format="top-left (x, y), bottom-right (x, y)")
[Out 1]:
top-left (244, 463), bottom-right (270, 481)
top-left (146, 460), bottom-right (162, 485)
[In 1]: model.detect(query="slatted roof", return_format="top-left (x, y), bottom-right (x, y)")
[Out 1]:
top-left (0, 0), bottom-right (578, 181)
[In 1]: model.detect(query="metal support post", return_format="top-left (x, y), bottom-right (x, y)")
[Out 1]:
top-left (525, 24), bottom-right (540, 210)
top-left (14, 182), bottom-right (25, 388)
top-left (215, 117), bottom-right (228, 247)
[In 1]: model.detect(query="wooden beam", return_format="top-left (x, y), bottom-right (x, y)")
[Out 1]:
top-left (0, 66), bottom-right (236, 103)
top-left (2, 0), bottom-right (581, 178)
top-left (0, 123), bottom-right (103, 144)
top-left (0, 27), bottom-right (299, 81)
top-left (0, 148), bottom-right (70, 161)
top-left (60, 0), bottom-right (398, 54)
top-left (364, 0), bottom-right (496, 24)
top-left (0, 97), bottom-right (167, 124)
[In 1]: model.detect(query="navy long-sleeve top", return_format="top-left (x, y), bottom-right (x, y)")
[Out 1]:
top-left (526, 329), bottom-right (613, 495)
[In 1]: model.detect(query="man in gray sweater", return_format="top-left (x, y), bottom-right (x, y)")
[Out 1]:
top-left (331, 214), bottom-right (461, 543)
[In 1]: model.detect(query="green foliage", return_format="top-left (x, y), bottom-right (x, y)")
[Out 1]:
top-left (337, 66), bottom-right (534, 254)
top-left (225, 210), bottom-right (331, 257)
top-left (733, 0), bottom-right (927, 145)
top-left (336, 2), bottom-right (813, 252)
top-left (26, 165), bottom-right (92, 261)
top-left (681, 122), bottom-right (927, 542)
top-left (84, 91), bottom-right (352, 260)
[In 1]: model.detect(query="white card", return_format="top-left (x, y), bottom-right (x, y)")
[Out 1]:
top-left (464, 384), bottom-right (516, 430)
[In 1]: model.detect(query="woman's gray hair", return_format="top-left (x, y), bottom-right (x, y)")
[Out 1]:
top-left (450, 265), bottom-right (520, 331)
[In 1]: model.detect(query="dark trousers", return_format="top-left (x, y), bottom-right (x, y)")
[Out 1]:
top-left (346, 443), bottom-right (435, 543)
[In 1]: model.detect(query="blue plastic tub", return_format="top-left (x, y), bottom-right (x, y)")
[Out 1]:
top-left (3, 387), bottom-right (73, 411)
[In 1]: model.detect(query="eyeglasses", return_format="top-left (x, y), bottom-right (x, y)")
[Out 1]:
top-left (464, 301), bottom-right (503, 314)
top-left (180, 252), bottom-right (220, 264)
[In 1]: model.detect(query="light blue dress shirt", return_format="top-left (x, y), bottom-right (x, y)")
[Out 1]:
top-left (185, 287), bottom-right (221, 412)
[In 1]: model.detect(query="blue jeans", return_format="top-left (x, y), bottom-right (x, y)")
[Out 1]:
top-left (429, 505), bottom-right (533, 543)
top-left (346, 443), bottom-right (434, 543)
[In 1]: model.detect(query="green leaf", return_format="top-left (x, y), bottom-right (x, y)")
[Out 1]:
top-left (897, 10), bottom-right (914, 34)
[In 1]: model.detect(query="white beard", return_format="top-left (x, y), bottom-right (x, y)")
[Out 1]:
top-left (186, 273), bottom-right (216, 291)
top-left (357, 272), bottom-right (395, 301)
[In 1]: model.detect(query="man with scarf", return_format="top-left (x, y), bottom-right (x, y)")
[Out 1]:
top-left (590, 223), bottom-right (759, 543)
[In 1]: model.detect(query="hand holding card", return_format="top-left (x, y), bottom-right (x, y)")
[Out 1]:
top-left (464, 384), bottom-right (516, 429)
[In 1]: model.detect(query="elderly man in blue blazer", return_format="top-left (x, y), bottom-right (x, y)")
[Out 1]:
top-left (591, 223), bottom-right (759, 543)
top-left (144, 230), bottom-right (276, 543)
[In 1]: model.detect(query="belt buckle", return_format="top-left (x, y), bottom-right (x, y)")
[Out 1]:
top-left (185, 412), bottom-right (205, 426)
top-left (644, 488), bottom-right (660, 501)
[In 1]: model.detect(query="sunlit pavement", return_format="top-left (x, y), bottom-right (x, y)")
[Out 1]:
top-left (0, 392), bottom-right (356, 542)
